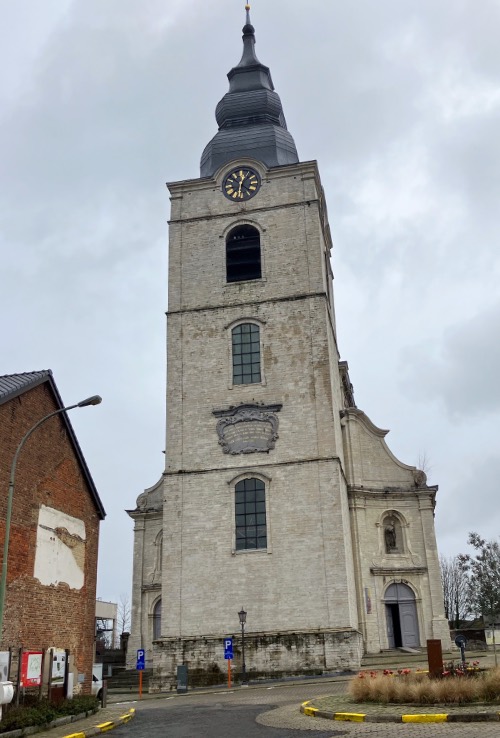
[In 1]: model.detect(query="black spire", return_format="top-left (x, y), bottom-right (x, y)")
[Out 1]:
top-left (200, 6), bottom-right (299, 178)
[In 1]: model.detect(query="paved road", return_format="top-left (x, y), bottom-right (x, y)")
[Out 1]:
top-left (110, 681), bottom-right (500, 737)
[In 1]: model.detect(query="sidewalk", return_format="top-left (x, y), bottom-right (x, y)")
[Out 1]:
top-left (18, 705), bottom-right (136, 738)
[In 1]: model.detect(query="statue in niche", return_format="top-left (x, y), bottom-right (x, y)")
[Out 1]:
top-left (384, 522), bottom-right (397, 553)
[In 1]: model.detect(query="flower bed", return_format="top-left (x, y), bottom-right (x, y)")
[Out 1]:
top-left (349, 664), bottom-right (500, 705)
top-left (0, 696), bottom-right (99, 734)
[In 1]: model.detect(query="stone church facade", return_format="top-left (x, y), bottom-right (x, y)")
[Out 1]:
top-left (127, 9), bottom-right (450, 688)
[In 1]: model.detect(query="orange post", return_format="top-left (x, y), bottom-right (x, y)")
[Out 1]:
top-left (228, 659), bottom-right (232, 688)
top-left (139, 669), bottom-right (143, 700)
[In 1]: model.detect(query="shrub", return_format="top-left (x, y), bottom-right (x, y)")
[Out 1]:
top-left (348, 667), bottom-right (500, 705)
top-left (0, 695), bottom-right (99, 733)
top-left (481, 668), bottom-right (500, 701)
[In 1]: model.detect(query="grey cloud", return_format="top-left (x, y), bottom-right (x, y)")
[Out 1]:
top-left (401, 303), bottom-right (500, 420)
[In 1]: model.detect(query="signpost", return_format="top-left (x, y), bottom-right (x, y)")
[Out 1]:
top-left (136, 649), bottom-right (145, 699)
top-left (224, 638), bottom-right (233, 688)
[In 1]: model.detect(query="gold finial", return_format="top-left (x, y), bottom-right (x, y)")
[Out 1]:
top-left (245, 4), bottom-right (251, 10)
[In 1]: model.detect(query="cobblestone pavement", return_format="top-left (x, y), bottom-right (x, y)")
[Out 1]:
top-left (310, 693), bottom-right (500, 715)
top-left (259, 705), bottom-right (500, 736)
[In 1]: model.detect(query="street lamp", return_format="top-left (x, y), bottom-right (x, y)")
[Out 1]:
top-left (238, 607), bottom-right (247, 685)
top-left (0, 394), bottom-right (102, 642)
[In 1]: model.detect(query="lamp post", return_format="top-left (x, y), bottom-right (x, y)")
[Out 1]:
top-left (0, 394), bottom-right (102, 643)
top-left (238, 607), bottom-right (247, 685)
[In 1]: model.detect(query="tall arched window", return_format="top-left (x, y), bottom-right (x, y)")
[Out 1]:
top-left (235, 478), bottom-right (267, 550)
top-left (232, 323), bottom-right (261, 384)
top-left (226, 225), bottom-right (261, 283)
top-left (153, 599), bottom-right (162, 641)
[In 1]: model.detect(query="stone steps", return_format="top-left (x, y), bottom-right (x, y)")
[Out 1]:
top-left (106, 669), bottom-right (152, 691)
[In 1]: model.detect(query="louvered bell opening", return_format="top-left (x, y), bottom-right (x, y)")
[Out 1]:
top-left (226, 226), bottom-right (262, 283)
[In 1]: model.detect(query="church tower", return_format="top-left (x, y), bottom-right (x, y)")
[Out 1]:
top-left (128, 7), bottom-right (450, 688)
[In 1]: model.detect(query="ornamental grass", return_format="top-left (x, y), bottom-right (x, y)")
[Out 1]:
top-left (349, 667), bottom-right (500, 705)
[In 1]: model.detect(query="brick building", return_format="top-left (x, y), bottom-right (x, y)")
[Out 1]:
top-left (127, 10), bottom-right (450, 687)
top-left (0, 370), bottom-right (105, 693)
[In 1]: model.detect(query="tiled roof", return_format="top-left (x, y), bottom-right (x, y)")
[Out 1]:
top-left (0, 370), bottom-right (52, 404)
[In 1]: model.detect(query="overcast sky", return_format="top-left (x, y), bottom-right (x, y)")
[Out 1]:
top-left (1, 0), bottom-right (499, 608)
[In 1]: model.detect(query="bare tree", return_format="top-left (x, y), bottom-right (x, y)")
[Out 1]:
top-left (440, 554), bottom-right (471, 628)
top-left (95, 617), bottom-right (114, 648)
top-left (117, 593), bottom-right (131, 637)
top-left (417, 451), bottom-right (432, 478)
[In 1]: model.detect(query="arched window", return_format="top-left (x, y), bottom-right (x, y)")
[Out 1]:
top-left (232, 323), bottom-right (261, 385)
top-left (235, 478), bottom-right (267, 550)
top-left (153, 599), bottom-right (162, 641)
top-left (155, 531), bottom-right (163, 571)
top-left (226, 225), bottom-right (261, 283)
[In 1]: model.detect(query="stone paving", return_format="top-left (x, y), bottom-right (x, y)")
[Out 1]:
top-left (259, 704), bottom-right (500, 736)
top-left (308, 692), bottom-right (500, 716)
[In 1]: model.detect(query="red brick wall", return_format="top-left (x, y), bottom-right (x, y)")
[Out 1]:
top-left (0, 381), bottom-right (101, 693)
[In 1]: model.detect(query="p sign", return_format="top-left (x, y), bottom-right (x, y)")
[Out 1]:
top-left (136, 649), bottom-right (145, 671)
top-left (224, 638), bottom-right (233, 660)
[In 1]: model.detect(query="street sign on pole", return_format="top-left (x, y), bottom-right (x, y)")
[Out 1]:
top-left (136, 649), bottom-right (145, 671)
top-left (224, 638), bottom-right (233, 689)
top-left (224, 638), bottom-right (233, 660)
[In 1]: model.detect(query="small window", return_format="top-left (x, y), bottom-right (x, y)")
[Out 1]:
top-left (226, 225), bottom-right (261, 283)
top-left (153, 599), bottom-right (162, 640)
top-left (235, 478), bottom-right (267, 551)
top-left (232, 323), bottom-right (261, 385)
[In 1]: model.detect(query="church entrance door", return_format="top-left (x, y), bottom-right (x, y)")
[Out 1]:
top-left (385, 583), bottom-right (420, 649)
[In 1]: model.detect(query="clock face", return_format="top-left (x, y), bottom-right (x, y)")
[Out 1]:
top-left (223, 167), bottom-right (261, 202)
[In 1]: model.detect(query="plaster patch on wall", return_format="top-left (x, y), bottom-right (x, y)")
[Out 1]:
top-left (34, 505), bottom-right (86, 590)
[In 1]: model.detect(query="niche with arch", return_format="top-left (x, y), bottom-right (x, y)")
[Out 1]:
top-left (382, 512), bottom-right (405, 555)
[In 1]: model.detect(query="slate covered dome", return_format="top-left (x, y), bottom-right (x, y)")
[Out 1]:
top-left (200, 9), bottom-right (299, 178)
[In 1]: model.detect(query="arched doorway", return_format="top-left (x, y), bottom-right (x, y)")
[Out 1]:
top-left (385, 583), bottom-right (420, 648)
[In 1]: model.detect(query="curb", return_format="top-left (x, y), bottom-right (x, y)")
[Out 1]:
top-left (62, 708), bottom-right (135, 738)
top-left (300, 701), bottom-right (500, 724)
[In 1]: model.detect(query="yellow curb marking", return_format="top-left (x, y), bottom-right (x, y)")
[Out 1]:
top-left (97, 721), bottom-right (116, 732)
top-left (303, 707), bottom-right (318, 716)
top-left (402, 714), bottom-right (448, 723)
top-left (64, 734), bottom-right (85, 738)
top-left (334, 713), bottom-right (366, 722)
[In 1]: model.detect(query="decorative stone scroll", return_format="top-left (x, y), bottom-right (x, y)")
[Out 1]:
top-left (213, 403), bottom-right (282, 455)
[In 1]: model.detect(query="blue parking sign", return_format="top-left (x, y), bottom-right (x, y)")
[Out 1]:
top-left (224, 638), bottom-right (233, 660)
top-left (136, 648), bottom-right (145, 670)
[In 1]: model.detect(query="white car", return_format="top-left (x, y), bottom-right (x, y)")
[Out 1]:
top-left (92, 669), bottom-right (103, 700)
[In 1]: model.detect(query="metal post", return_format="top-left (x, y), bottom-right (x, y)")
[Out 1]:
top-left (241, 620), bottom-right (246, 684)
top-left (493, 624), bottom-right (498, 668)
top-left (238, 608), bottom-right (247, 685)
